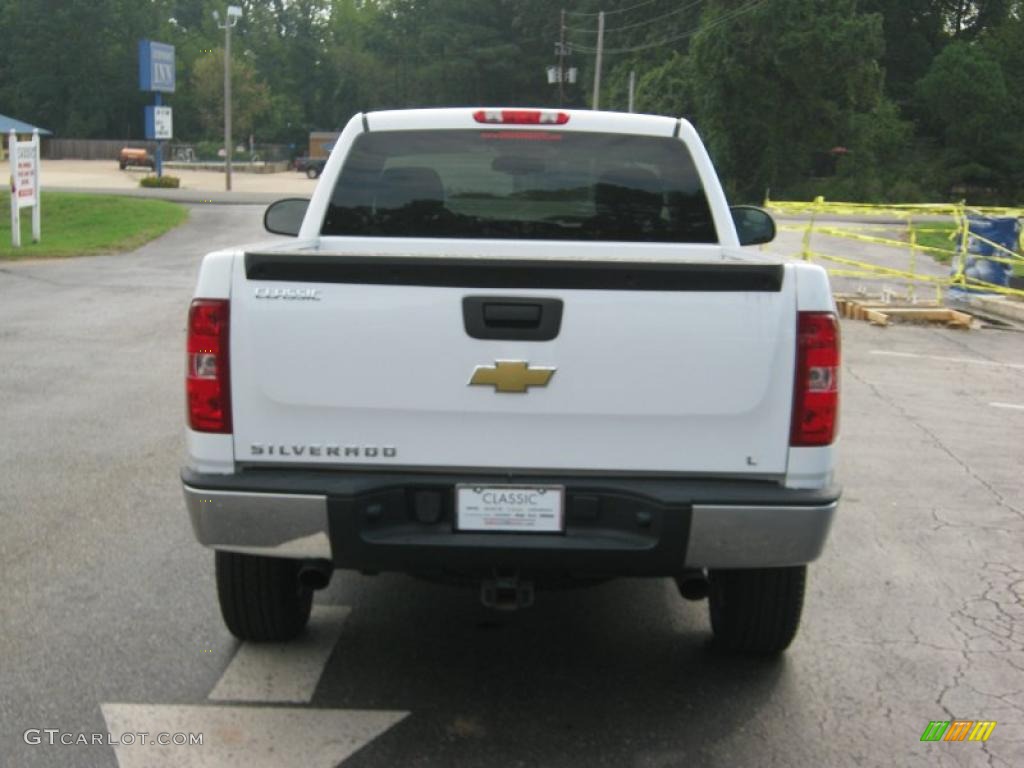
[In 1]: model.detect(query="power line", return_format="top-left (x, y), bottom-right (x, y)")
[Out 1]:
top-left (566, 0), bottom-right (704, 36)
top-left (570, 0), bottom-right (765, 55)
top-left (565, 0), bottom-right (660, 19)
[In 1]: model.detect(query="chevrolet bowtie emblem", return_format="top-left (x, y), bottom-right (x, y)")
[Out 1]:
top-left (468, 361), bottom-right (556, 393)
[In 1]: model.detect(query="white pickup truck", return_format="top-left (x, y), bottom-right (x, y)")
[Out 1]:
top-left (183, 108), bottom-right (840, 654)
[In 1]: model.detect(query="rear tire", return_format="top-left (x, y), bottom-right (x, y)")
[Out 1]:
top-left (215, 551), bottom-right (313, 641)
top-left (306, 166), bottom-right (319, 179)
top-left (708, 565), bottom-right (806, 655)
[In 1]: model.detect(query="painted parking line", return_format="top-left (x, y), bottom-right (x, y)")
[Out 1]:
top-left (209, 605), bottom-right (349, 704)
top-left (869, 350), bottom-right (1024, 370)
top-left (990, 402), bottom-right (1024, 411)
top-left (101, 703), bottom-right (408, 768)
top-left (103, 604), bottom-right (410, 767)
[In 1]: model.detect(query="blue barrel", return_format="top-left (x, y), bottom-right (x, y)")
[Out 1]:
top-left (958, 216), bottom-right (1020, 289)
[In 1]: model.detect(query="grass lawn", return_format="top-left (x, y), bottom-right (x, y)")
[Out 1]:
top-left (909, 221), bottom-right (1024, 276)
top-left (0, 191), bottom-right (188, 260)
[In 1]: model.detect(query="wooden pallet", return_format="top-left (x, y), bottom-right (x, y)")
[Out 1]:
top-left (835, 296), bottom-right (973, 328)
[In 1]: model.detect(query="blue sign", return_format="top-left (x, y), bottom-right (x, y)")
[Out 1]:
top-left (138, 40), bottom-right (176, 93)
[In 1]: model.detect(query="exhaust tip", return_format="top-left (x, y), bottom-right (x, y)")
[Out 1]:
top-left (298, 561), bottom-right (333, 591)
top-left (675, 573), bottom-right (710, 601)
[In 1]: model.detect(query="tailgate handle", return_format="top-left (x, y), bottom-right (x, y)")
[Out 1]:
top-left (484, 303), bottom-right (542, 327)
top-left (463, 297), bottom-right (563, 341)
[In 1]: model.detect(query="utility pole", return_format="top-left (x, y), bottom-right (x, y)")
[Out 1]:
top-left (550, 12), bottom-right (576, 105)
top-left (558, 9), bottom-right (567, 106)
top-left (592, 11), bottom-right (605, 110)
top-left (224, 20), bottom-right (231, 191)
top-left (628, 70), bottom-right (636, 113)
top-left (213, 5), bottom-right (242, 191)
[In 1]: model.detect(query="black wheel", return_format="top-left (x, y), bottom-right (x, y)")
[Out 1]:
top-left (306, 166), bottom-right (320, 179)
top-left (215, 551), bottom-right (313, 641)
top-left (119, 161), bottom-right (126, 170)
top-left (708, 565), bottom-right (806, 655)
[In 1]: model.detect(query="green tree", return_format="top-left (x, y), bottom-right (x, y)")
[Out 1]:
top-left (191, 48), bottom-right (272, 145)
top-left (938, 0), bottom-right (1013, 38)
top-left (981, 13), bottom-right (1024, 193)
top-left (1, 0), bottom-right (1021, 202)
top-left (915, 40), bottom-right (1014, 195)
top-left (0, 0), bottom-right (170, 138)
top-left (629, 53), bottom-right (692, 118)
top-left (860, 0), bottom-right (945, 107)
top-left (688, 0), bottom-right (889, 201)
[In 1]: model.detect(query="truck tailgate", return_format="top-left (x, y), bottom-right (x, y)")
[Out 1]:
top-left (230, 253), bottom-right (795, 476)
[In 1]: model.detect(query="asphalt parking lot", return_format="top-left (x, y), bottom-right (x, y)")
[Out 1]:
top-left (1, 205), bottom-right (1022, 767)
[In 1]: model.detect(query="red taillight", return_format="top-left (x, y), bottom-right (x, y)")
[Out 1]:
top-left (473, 109), bottom-right (569, 125)
top-left (187, 299), bottom-right (231, 433)
top-left (790, 312), bottom-right (840, 447)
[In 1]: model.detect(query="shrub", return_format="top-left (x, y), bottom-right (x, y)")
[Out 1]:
top-left (140, 175), bottom-right (181, 189)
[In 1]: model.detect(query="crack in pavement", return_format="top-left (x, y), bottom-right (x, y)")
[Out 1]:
top-left (0, 266), bottom-right (66, 286)
top-left (846, 363), bottom-right (1023, 767)
top-left (926, 325), bottom-right (1024, 371)
top-left (845, 364), bottom-right (1024, 522)
top-left (929, 507), bottom-right (1022, 534)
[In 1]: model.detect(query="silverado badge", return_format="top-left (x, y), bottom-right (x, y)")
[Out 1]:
top-left (468, 361), bottom-right (556, 394)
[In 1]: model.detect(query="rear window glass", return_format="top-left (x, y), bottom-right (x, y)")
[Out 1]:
top-left (322, 130), bottom-right (716, 243)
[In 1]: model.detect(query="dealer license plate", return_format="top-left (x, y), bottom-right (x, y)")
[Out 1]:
top-left (455, 484), bottom-right (565, 533)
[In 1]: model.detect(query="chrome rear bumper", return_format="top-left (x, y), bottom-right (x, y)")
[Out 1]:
top-left (184, 473), bottom-right (837, 570)
top-left (184, 485), bottom-right (331, 560)
top-left (687, 502), bottom-right (836, 567)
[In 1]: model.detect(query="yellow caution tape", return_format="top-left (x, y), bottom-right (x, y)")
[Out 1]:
top-left (765, 197), bottom-right (1024, 220)
top-left (807, 251), bottom-right (951, 283)
top-left (763, 197), bottom-right (1024, 298)
top-left (961, 278), bottom-right (1024, 297)
top-left (966, 231), bottom-right (1024, 264)
top-left (811, 226), bottom-right (960, 259)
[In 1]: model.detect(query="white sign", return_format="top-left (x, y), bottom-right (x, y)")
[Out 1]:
top-left (14, 143), bottom-right (38, 208)
top-left (8, 128), bottom-right (40, 246)
top-left (153, 106), bottom-right (173, 140)
top-left (456, 484), bottom-right (564, 533)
